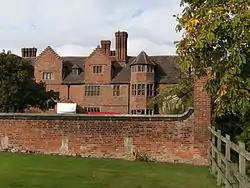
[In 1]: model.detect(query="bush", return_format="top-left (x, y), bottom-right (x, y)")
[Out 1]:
top-left (133, 150), bottom-right (150, 162)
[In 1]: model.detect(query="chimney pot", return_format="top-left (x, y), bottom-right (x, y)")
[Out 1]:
top-left (21, 47), bottom-right (37, 58)
top-left (101, 40), bottom-right (111, 56)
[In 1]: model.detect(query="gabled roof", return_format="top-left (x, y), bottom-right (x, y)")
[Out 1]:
top-left (36, 46), bottom-right (62, 62)
top-left (84, 45), bottom-right (111, 64)
top-left (130, 51), bottom-right (156, 66)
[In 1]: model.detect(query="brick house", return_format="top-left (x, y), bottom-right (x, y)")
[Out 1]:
top-left (21, 31), bottom-right (181, 114)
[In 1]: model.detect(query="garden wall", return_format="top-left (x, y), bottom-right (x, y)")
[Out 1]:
top-left (0, 76), bottom-right (211, 165)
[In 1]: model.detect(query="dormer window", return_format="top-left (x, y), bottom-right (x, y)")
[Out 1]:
top-left (72, 65), bottom-right (80, 76)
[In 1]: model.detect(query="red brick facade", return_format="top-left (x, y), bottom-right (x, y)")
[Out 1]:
top-left (21, 31), bottom-right (181, 115)
top-left (0, 74), bottom-right (211, 165)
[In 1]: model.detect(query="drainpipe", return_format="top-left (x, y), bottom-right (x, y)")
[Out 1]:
top-left (67, 85), bottom-right (70, 99)
top-left (128, 84), bottom-right (130, 114)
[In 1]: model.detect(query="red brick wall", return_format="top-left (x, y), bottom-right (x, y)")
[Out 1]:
top-left (0, 109), bottom-right (209, 164)
top-left (194, 74), bottom-right (211, 161)
top-left (0, 75), bottom-right (211, 166)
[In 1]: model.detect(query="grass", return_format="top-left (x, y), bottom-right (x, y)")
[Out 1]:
top-left (0, 152), bottom-right (218, 188)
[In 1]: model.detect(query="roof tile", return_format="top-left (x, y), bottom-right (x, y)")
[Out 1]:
top-left (130, 51), bottom-right (156, 66)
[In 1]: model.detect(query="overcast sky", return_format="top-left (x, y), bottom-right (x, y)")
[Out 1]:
top-left (0, 0), bottom-right (184, 57)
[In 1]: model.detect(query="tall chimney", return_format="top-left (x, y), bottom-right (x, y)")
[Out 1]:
top-left (115, 31), bottom-right (121, 60)
top-left (101, 40), bottom-right (111, 56)
top-left (21, 47), bottom-right (37, 58)
top-left (115, 31), bottom-right (128, 62)
top-left (120, 31), bottom-right (128, 61)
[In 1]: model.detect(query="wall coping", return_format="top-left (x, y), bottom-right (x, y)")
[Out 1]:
top-left (0, 108), bottom-right (194, 121)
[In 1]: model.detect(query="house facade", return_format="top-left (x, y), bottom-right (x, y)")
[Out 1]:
top-left (21, 31), bottom-right (181, 114)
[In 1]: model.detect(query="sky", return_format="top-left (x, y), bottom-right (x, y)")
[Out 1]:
top-left (0, 0), bottom-right (184, 57)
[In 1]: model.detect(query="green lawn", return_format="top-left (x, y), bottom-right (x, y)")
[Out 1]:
top-left (0, 152), bottom-right (218, 188)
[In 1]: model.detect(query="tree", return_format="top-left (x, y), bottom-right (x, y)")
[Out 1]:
top-left (149, 70), bottom-right (194, 114)
top-left (150, 0), bottom-right (249, 148)
top-left (170, 0), bottom-right (249, 150)
top-left (0, 50), bottom-right (59, 112)
top-left (175, 0), bottom-right (249, 118)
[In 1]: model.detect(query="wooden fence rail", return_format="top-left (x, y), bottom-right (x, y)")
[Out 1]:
top-left (209, 126), bottom-right (250, 188)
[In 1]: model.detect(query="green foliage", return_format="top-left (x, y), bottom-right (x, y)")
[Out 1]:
top-left (175, 0), bottom-right (250, 117)
top-left (0, 51), bottom-right (59, 112)
top-left (149, 72), bottom-right (194, 114)
top-left (174, 0), bottom-right (250, 150)
top-left (133, 150), bottom-right (150, 162)
top-left (215, 113), bottom-right (250, 151)
top-left (236, 122), bottom-right (250, 151)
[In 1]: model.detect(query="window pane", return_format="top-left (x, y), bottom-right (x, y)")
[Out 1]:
top-left (147, 84), bottom-right (154, 96)
top-left (147, 66), bottom-right (153, 72)
top-left (142, 84), bottom-right (145, 95)
top-left (85, 85), bottom-right (100, 96)
top-left (132, 84), bottom-right (136, 95)
top-left (138, 65), bottom-right (141, 72)
top-left (42, 72), bottom-right (53, 80)
top-left (146, 109), bottom-right (153, 115)
top-left (93, 66), bottom-right (102, 73)
top-left (132, 66), bottom-right (136, 72)
top-left (84, 107), bottom-right (100, 112)
top-left (131, 109), bottom-right (152, 115)
top-left (137, 84), bottom-right (145, 96)
top-left (137, 84), bottom-right (141, 95)
top-left (72, 68), bottom-right (79, 75)
top-left (141, 65), bottom-right (145, 72)
top-left (113, 85), bottom-right (120, 96)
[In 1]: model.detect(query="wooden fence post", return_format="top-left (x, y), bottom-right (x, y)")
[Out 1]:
top-left (217, 130), bottom-right (222, 186)
top-left (225, 134), bottom-right (231, 188)
top-left (239, 142), bottom-right (246, 188)
top-left (211, 127), bottom-right (216, 175)
top-left (209, 128), bottom-right (250, 187)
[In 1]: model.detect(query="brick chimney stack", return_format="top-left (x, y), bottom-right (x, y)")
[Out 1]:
top-left (21, 47), bottom-right (37, 58)
top-left (101, 40), bottom-right (111, 56)
top-left (115, 31), bottom-right (128, 62)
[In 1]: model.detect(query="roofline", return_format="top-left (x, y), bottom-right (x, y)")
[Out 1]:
top-left (129, 63), bottom-right (155, 66)
top-left (60, 54), bottom-right (179, 59)
top-left (62, 83), bottom-right (85, 85)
